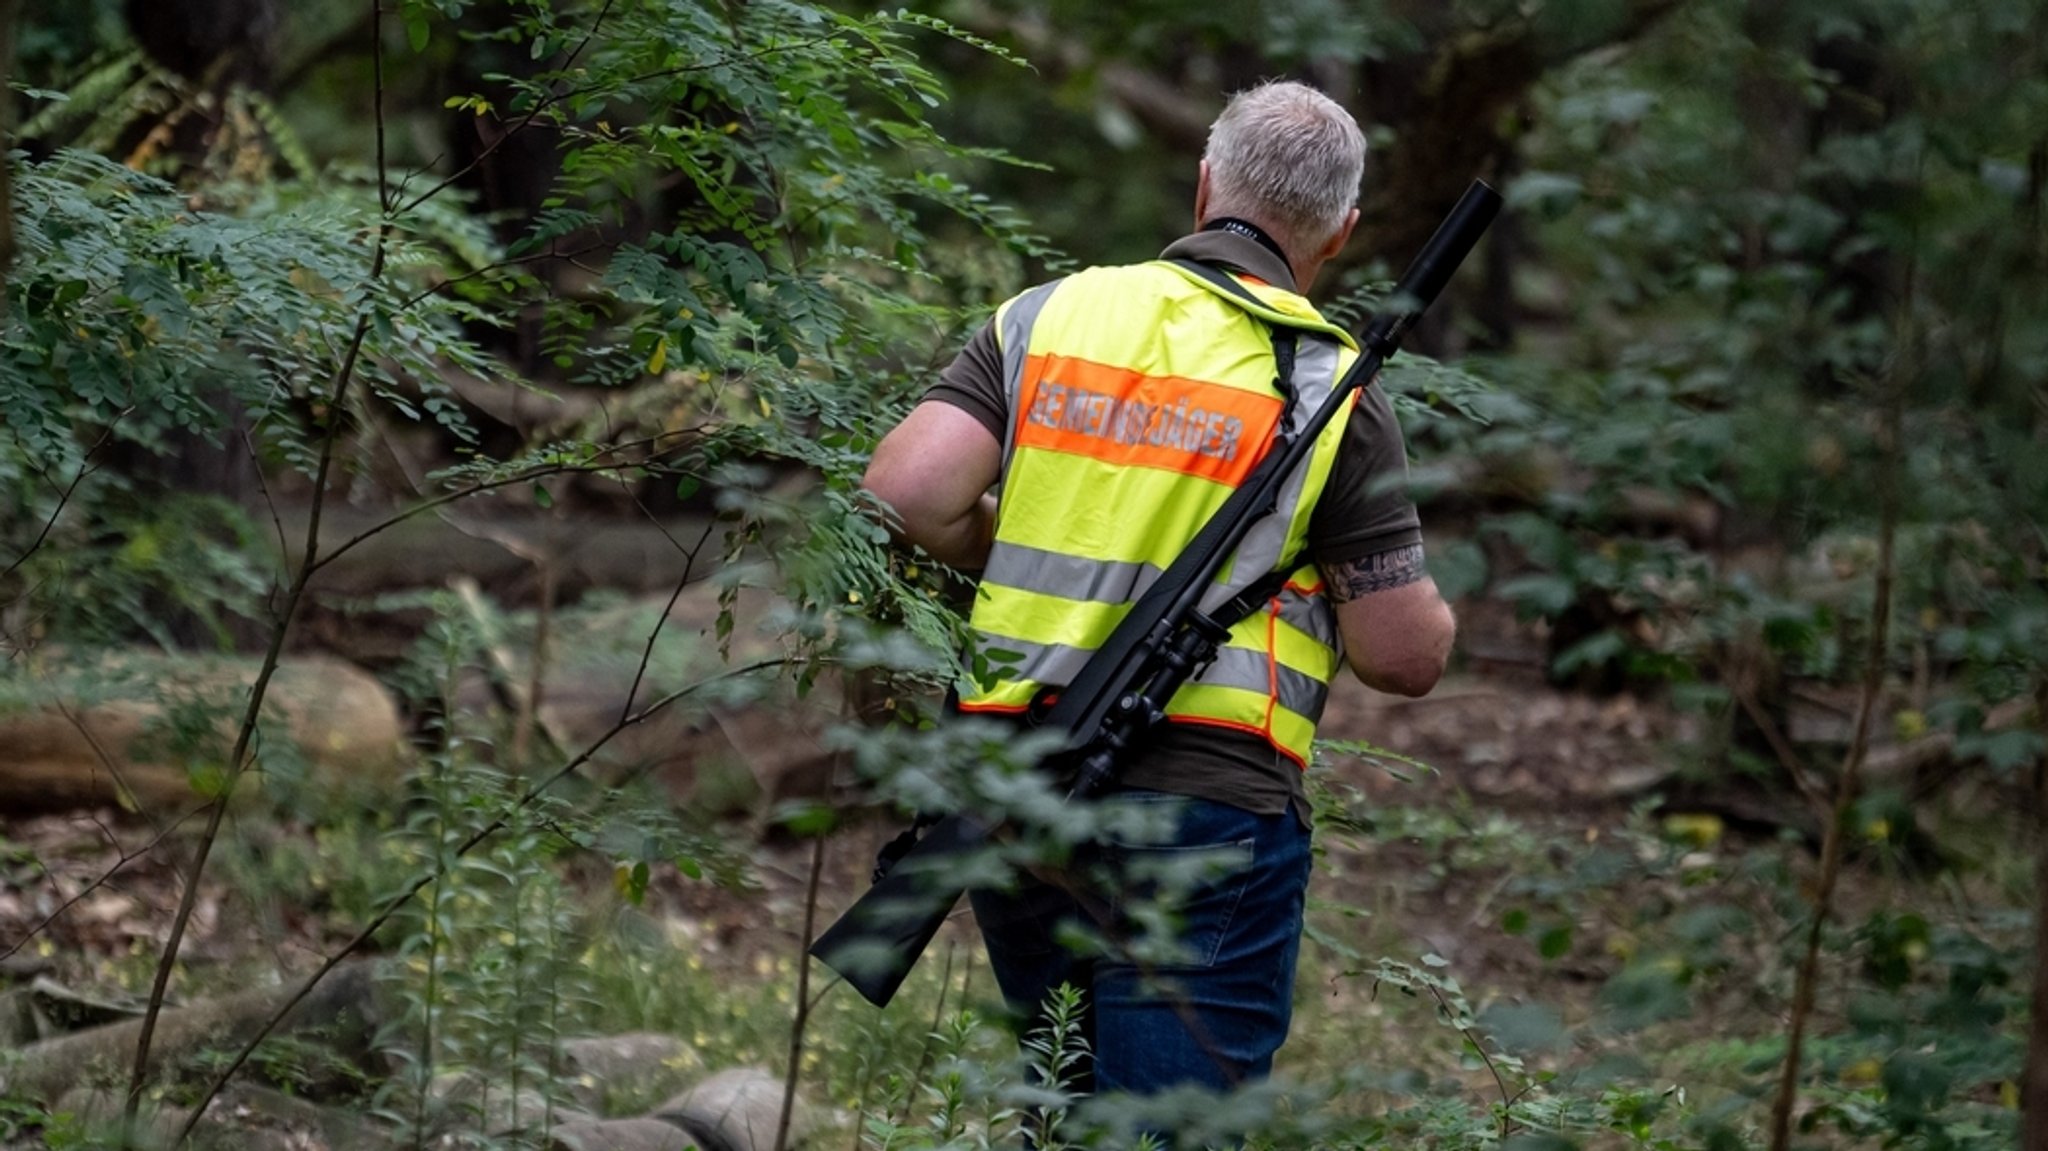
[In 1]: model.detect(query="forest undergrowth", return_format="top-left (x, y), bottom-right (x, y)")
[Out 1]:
top-left (1, 655), bottom-right (2030, 1150)
top-left (3, 0), bottom-right (2043, 1147)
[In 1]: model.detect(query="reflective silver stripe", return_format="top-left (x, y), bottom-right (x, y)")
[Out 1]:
top-left (984, 541), bottom-right (1165, 604)
top-left (973, 633), bottom-right (1095, 691)
top-left (996, 280), bottom-right (1065, 482)
top-left (1198, 333), bottom-right (1345, 615)
top-left (976, 266), bottom-right (1349, 726)
top-left (1201, 647), bottom-right (1328, 718)
top-left (972, 633), bottom-right (1328, 719)
top-left (1276, 584), bottom-right (1340, 652)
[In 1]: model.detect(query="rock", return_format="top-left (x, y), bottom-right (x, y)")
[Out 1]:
top-left (452, 585), bottom-right (856, 820)
top-left (50, 1088), bottom-right (301, 1151)
top-left (0, 960), bottom-right (389, 1105)
top-left (0, 976), bottom-right (149, 1049)
top-left (52, 1089), bottom-right (194, 1151)
top-left (27, 974), bottom-right (147, 1032)
top-left (549, 1117), bottom-right (703, 1151)
top-left (0, 652), bottom-right (407, 817)
top-left (652, 1068), bottom-right (819, 1151)
top-left (557, 1032), bottom-right (702, 1115)
top-left (427, 1070), bottom-right (594, 1136)
top-left (222, 1084), bottom-right (392, 1151)
top-left (0, 988), bottom-right (33, 1049)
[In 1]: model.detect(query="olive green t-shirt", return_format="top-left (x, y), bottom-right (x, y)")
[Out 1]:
top-left (925, 231), bottom-right (1424, 820)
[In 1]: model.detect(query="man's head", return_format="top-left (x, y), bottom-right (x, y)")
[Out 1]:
top-left (1197, 81), bottom-right (1365, 285)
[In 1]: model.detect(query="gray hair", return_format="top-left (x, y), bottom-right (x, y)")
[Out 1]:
top-left (1201, 81), bottom-right (1366, 260)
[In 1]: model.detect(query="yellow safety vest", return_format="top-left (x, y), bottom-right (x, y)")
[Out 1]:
top-left (957, 260), bottom-right (1359, 766)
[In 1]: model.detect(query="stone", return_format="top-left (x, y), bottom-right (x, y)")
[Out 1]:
top-left (427, 1070), bottom-right (594, 1136)
top-left (558, 1032), bottom-right (703, 1115)
top-left (549, 1117), bottom-right (702, 1151)
top-left (652, 1067), bottom-right (818, 1151)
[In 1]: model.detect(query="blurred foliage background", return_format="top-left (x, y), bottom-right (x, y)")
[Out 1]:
top-left (1, 0), bottom-right (2044, 1148)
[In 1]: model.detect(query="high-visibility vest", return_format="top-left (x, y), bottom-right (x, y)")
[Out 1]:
top-left (957, 260), bottom-right (1360, 766)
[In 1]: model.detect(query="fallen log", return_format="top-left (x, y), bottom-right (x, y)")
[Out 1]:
top-left (0, 653), bottom-right (407, 817)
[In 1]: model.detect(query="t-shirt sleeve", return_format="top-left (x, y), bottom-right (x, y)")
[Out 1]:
top-left (922, 320), bottom-right (1007, 441)
top-left (1306, 380), bottom-right (1424, 566)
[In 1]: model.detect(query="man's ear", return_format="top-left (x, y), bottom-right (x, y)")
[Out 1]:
top-left (1318, 207), bottom-right (1361, 261)
top-left (1194, 160), bottom-right (1212, 228)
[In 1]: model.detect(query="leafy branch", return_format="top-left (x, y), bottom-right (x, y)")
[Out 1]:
top-left (168, 653), bottom-right (795, 1146)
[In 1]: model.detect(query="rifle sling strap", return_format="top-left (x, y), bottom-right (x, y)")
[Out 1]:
top-left (1166, 258), bottom-right (1310, 633)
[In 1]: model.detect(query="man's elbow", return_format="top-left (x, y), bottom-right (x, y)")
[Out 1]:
top-left (862, 460), bottom-right (936, 544)
top-left (859, 465), bottom-right (907, 533)
top-left (1352, 653), bottom-right (1447, 698)
top-left (1345, 601), bottom-right (1455, 697)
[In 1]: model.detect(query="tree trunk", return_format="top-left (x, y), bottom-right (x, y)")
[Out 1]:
top-left (2025, 679), bottom-right (2048, 1151)
top-left (1, 0), bottom-right (18, 315)
top-left (124, 0), bottom-right (277, 89)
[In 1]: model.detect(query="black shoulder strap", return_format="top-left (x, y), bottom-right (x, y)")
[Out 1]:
top-left (1162, 258), bottom-right (1311, 627)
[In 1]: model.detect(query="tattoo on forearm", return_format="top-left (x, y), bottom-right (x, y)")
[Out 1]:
top-left (1324, 544), bottom-right (1427, 603)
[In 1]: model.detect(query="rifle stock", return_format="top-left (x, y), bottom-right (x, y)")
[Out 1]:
top-left (811, 180), bottom-right (1502, 1008)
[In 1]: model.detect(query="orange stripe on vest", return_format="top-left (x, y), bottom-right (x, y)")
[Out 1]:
top-left (1013, 354), bottom-right (1282, 486)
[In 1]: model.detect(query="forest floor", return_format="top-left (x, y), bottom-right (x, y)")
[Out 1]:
top-left (4, 585), bottom-right (2031, 1138)
top-left (0, 592), bottom-right (1717, 1050)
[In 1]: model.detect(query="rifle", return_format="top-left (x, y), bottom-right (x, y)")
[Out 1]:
top-left (811, 180), bottom-right (1502, 1008)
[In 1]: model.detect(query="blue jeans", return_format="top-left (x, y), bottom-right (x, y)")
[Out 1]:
top-left (968, 789), bottom-right (1313, 1097)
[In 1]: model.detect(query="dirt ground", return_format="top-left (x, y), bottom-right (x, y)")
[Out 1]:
top-left (0, 595), bottom-right (1703, 1030)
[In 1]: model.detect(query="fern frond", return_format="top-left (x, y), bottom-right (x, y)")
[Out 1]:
top-left (17, 49), bottom-right (146, 141)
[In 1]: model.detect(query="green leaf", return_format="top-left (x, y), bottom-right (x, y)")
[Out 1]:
top-left (1477, 1001), bottom-right (1569, 1055)
top-left (1538, 924), bottom-right (1573, 960)
top-left (533, 481), bottom-right (553, 509)
top-left (775, 802), bottom-right (836, 837)
top-left (1502, 1134), bottom-right (1578, 1151)
top-left (404, 7), bottom-right (431, 52)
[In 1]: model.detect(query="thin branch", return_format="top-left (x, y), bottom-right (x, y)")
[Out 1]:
top-left (241, 429), bottom-right (293, 577)
top-left (1730, 681), bottom-right (1833, 820)
top-left (1424, 981), bottom-right (1516, 1136)
top-left (393, 0), bottom-right (619, 218)
top-left (398, 24), bottom-right (843, 220)
top-left (304, 429), bottom-right (704, 575)
top-left (620, 518), bottom-right (720, 724)
top-left (1, 411), bottom-right (132, 586)
top-left (776, 833), bottom-right (827, 1151)
top-left (52, 697), bottom-right (163, 835)
top-left (169, 657), bottom-right (791, 1146)
top-left (374, 0), bottom-right (388, 215)
top-left (0, 804), bottom-right (208, 962)
top-left (1767, 375), bottom-right (1907, 1151)
top-left (123, 0), bottom-right (399, 1126)
top-left (396, 239), bottom-right (608, 311)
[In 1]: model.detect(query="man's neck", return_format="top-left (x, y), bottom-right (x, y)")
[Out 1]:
top-left (1200, 217), bottom-right (1291, 270)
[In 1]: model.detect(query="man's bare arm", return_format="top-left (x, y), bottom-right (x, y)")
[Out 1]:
top-left (1321, 544), bottom-right (1455, 697)
top-left (862, 400), bottom-right (1003, 570)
